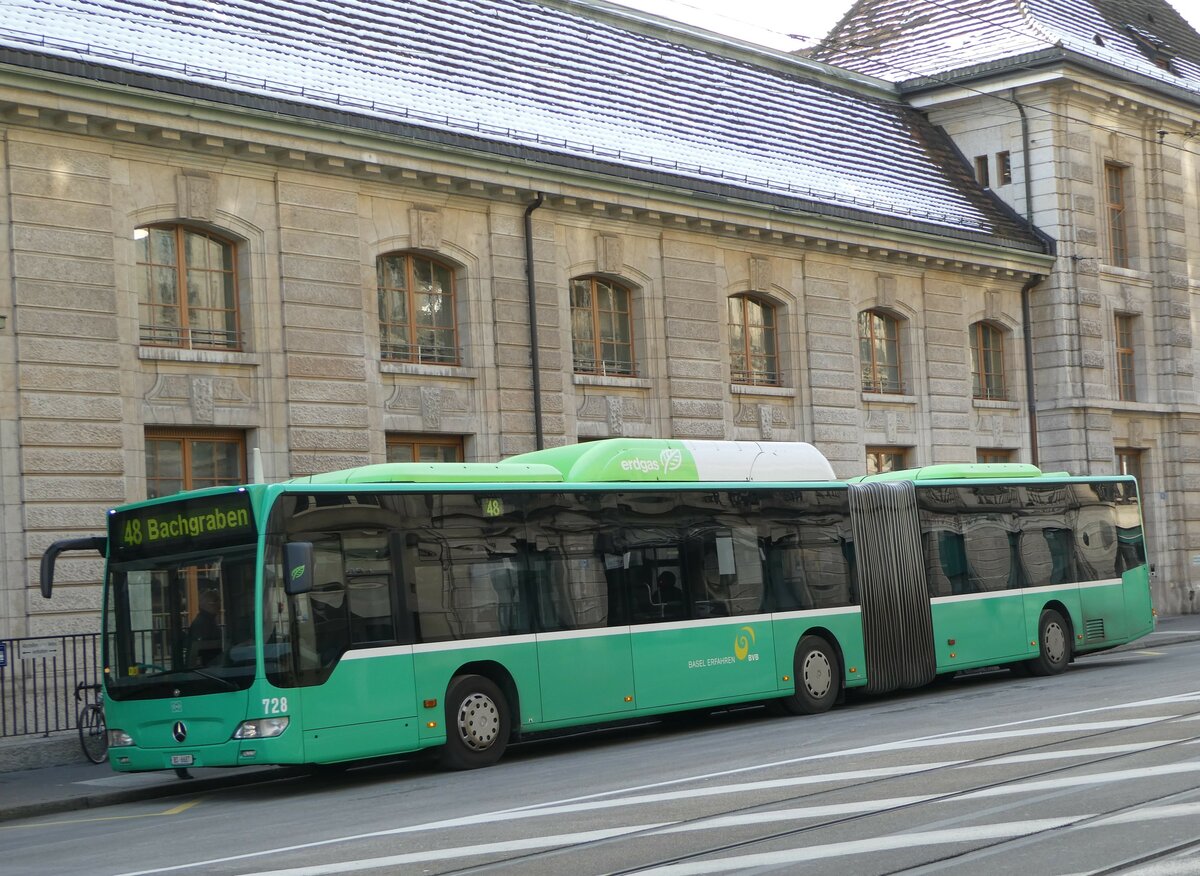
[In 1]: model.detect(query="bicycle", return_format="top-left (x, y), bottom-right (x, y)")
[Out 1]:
top-left (75, 681), bottom-right (108, 764)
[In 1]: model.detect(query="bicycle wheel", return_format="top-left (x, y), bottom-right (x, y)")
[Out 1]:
top-left (78, 704), bottom-right (108, 764)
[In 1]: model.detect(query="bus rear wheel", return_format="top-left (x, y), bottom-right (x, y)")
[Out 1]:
top-left (1025, 609), bottom-right (1070, 676)
top-left (441, 674), bottom-right (510, 770)
top-left (776, 635), bottom-right (840, 715)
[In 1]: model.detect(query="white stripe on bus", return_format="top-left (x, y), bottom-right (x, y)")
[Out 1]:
top-left (931, 579), bottom-right (1122, 603)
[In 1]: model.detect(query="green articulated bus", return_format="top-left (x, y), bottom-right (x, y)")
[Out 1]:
top-left (40, 439), bottom-right (1154, 772)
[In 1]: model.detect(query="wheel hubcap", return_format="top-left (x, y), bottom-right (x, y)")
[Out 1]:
top-left (1045, 622), bottom-right (1066, 664)
top-left (456, 692), bottom-right (500, 751)
top-left (802, 650), bottom-right (832, 698)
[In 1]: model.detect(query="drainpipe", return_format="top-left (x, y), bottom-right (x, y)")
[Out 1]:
top-left (523, 193), bottom-right (545, 450)
top-left (1014, 92), bottom-right (1042, 467)
top-left (1020, 275), bottom-right (1042, 468)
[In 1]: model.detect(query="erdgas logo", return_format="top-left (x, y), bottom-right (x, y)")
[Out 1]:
top-left (660, 448), bottom-right (683, 472)
top-left (734, 626), bottom-right (757, 661)
top-left (618, 448), bottom-right (685, 475)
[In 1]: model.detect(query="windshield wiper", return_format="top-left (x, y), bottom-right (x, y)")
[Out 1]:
top-left (179, 667), bottom-right (239, 690)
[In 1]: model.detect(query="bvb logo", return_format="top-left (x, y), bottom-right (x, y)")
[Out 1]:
top-left (733, 625), bottom-right (756, 661)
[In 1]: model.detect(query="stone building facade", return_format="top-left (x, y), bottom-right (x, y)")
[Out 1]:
top-left (13, 0), bottom-right (1193, 639)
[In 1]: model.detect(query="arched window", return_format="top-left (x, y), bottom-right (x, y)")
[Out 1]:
top-left (728, 295), bottom-right (779, 386)
top-left (858, 309), bottom-right (902, 394)
top-left (570, 276), bottom-right (635, 376)
top-left (377, 253), bottom-right (458, 365)
top-left (136, 224), bottom-right (239, 350)
top-left (970, 321), bottom-right (1007, 400)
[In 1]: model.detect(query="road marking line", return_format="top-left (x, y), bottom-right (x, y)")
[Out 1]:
top-left (962, 761), bottom-right (1200, 799)
top-left (0, 799), bottom-right (202, 830)
top-left (968, 743), bottom-right (1160, 765)
top-left (161, 800), bottom-right (200, 815)
top-left (116, 825), bottom-right (670, 876)
top-left (638, 804), bottom-right (1200, 874)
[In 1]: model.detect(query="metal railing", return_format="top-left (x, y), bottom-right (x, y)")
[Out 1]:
top-left (380, 340), bottom-right (460, 365)
top-left (139, 324), bottom-right (243, 350)
top-left (0, 634), bottom-right (102, 739)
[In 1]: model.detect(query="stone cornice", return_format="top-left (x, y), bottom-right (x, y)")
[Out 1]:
top-left (0, 62), bottom-right (1052, 280)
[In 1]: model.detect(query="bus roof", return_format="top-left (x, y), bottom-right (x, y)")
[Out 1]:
top-left (285, 462), bottom-right (564, 485)
top-left (855, 462), bottom-right (1047, 482)
top-left (506, 438), bottom-right (837, 483)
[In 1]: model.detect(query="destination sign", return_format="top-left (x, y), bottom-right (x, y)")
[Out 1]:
top-left (109, 491), bottom-right (256, 559)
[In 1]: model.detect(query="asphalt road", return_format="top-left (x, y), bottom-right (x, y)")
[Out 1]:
top-left (5, 639), bottom-right (1200, 876)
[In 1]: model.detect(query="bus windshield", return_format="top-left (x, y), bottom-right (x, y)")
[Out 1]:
top-left (103, 491), bottom-right (260, 700)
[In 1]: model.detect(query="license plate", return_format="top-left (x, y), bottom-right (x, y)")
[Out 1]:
top-left (171, 754), bottom-right (194, 767)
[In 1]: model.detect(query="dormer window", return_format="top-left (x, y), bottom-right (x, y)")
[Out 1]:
top-left (1125, 24), bottom-right (1176, 72)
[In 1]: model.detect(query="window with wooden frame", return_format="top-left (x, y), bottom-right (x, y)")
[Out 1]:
top-left (996, 151), bottom-right (1012, 185)
top-left (1105, 163), bottom-right (1130, 268)
top-left (728, 294), bottom-right (780, 386)
top-left (1116, 448), bottom-right (1144, 484)
top-left (1115, 314), bottom-right (1137, 401)
top-left (377, 252), bottom-right (459, 365)
top-left (858, 309), bottom-right (903, 394)
top-left (145, 429), bottom-right (245, 499)
top-left (974, 155), bottom-right (990, 187)
top-left (570, 276), bottom-right (636, 377)
top-left (386, 434), bottom-right (464, 463)
top-left (970, 321), bottom-right (1007, 401)
top-left (136, 225), bottom-right (240, 350)
top-left (976, 449), bottom-right (1015, 464)
top-left (866, 446), bottom-right (908, 475)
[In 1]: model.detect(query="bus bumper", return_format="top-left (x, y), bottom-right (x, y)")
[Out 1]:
top-left (107, 733), bottom-right (303, 772)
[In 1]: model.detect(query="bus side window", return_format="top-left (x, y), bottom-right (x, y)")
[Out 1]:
top-left (344, 531), bottom-right (396, 645)
top-left (1018, 522), bottom-right (1055, 587)
top-left (1043, 528), bottom-right (1076, 585)
top-left (311, 581), bottom-right (349, 664)
top-left (724, 526), bottom-right (764, 616)
top-left (963, 516), bottom-right (1013, 592)
top-left (1074, 490), bottom-right (1119, 581)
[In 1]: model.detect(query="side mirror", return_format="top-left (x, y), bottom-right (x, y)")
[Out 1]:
top-left (40, 536), bottom-right (107, 598)
top-left (284, 542), bottom-right (314, 595)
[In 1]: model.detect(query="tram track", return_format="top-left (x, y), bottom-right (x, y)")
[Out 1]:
top-left (888, 779), bottom-right (1200, 875)
top-left (437, 696), bottom-right (1200, 876)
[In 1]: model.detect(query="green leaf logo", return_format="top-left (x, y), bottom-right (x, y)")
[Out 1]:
top-left (290, 565), bottom-right (306, 580)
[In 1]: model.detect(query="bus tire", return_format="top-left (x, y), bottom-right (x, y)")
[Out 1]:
top-left (1025, 609), bottom-right (1070, 677)
top-left (776, 635), bottom-right (840, 715)
top-left (441, 674), bottom-right (510, 770)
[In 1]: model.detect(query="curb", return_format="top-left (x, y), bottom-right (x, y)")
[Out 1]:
top-left (0, 766), bottom-right (305, 823)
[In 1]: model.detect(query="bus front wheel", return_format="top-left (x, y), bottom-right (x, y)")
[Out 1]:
top-left (776, 635), bottom-right (840, 715)
top-left (1025, 609), bottom-right (1070, 676)
top-left (441, 674), bottom-right (510, 770)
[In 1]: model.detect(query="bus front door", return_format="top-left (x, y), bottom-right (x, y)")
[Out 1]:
top-left (298, 648), bottom-right (419, 763)
top-left (536, 628), bottom-right (636, 722)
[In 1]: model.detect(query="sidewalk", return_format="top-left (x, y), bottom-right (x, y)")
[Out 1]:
top-left (1, 613), bottom-right (1198, 823)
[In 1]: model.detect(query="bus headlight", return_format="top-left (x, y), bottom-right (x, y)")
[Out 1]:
top-left (233, 717), bottom-right (290, 739)
top-left (108, 728), bottom-right (134, 747)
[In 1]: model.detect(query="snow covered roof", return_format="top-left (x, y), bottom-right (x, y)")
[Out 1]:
top-left (0, 0), bottom-right (1043, 249)
top-left (812, 0), bottom-right (1200, 95)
